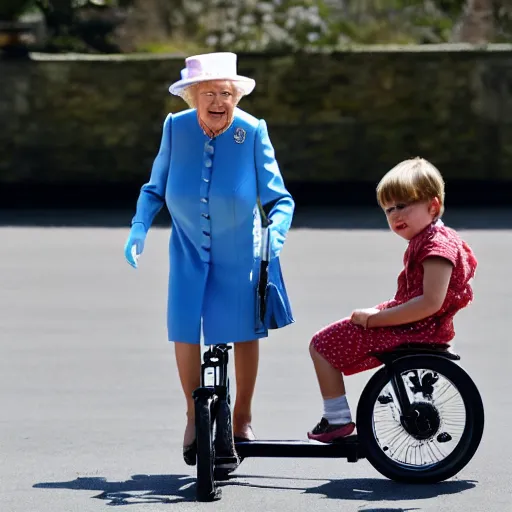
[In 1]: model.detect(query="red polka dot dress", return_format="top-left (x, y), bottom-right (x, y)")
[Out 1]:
top-left (311, 220), bottom-right (478, 376)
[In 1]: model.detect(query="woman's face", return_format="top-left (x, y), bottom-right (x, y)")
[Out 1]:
top-left (195, 80), bottom-right (238, 135)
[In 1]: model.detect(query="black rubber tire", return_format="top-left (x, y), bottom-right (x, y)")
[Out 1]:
top-left (356, 355), bottom-right (484, 484)
top-left (195, 396), bottom-right (220, 501)
top-left (213, 398), bottom-right (240, 481)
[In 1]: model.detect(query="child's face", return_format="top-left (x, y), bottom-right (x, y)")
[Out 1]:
top-left (383, 198), bottom-right (440, 240)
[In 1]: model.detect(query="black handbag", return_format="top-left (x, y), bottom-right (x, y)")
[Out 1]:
top-left (254, 193), bottom-right (294, 333)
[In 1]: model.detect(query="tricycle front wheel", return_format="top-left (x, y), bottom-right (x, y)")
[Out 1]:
top-left (195, 394), bottom-right (220, 501)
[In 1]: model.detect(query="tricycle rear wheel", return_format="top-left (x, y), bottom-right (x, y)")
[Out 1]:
top-left (357, 355), bottom-right (484, 483)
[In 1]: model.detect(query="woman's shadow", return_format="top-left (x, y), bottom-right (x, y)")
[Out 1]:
top-left (33, 472), bottom-right (477, 506)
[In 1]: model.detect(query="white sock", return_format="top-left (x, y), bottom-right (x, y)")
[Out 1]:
top-left (323, 395), bottom-right (352, 425)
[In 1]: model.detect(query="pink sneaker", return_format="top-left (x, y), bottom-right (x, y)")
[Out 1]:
top-left (307, 418), bottom-right (356, 442)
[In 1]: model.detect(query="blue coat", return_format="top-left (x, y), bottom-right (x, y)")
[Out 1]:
top-left (132, 108), bottom-right (295, 345)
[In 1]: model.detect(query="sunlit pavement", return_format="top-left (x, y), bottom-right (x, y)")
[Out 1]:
top-left (1, 208), bottom-right (510, 511)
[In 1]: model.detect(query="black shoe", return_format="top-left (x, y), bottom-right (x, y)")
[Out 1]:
top-left (233, 425), bottom-right (256, 443)
top-left (233, 435), bottom-right (252, 443)
top-left (214, 454), bottom-right (240, 481)
top-left (183, 440), bottom-right (197, 466)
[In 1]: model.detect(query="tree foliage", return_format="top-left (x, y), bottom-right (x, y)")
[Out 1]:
top-left (10, 0), bottom-right (512, 53)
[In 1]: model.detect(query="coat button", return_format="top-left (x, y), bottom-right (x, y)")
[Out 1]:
top-left (201, 198), bottom-right (208, 203)
top-left (204, 159), bottom-right (212, 168)
top-left (201, 213), bottom-right (210, 219)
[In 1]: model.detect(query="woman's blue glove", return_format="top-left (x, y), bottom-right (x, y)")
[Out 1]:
top-left (269, 224), bottom-right (286, 260)
top-left (124, 222), bottom-right (147, 269)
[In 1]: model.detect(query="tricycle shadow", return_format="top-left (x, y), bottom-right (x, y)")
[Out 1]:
top-left (33, 473), bottom-right (197, 505)
top-left (223, 474), bottom-right (477, 502)
top-left (33, 473), bottom-right (477, 505)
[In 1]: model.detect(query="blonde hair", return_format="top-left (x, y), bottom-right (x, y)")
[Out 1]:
top-left (182, 84), bottom-right (198, 108)
top-left (181, 80), bottom-right (245, 109)
top-left (376, 157), bottom-right (445, 217)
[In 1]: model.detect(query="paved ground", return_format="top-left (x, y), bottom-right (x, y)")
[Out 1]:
top-left (0, 208), bottom-right (510, 512)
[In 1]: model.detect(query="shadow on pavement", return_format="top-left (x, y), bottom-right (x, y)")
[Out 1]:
top-left (223, 475), bottom-right (477, 503)
top-left (33, 473), bottom-right (477, 505)
top-left (356, 509), bottom-right (419, 512)
top-left (2, 207), bottom-right (512, 229)
top-left (357, 509), bottom-right (419, 512)
top-left (33, 474), bottom-right (197, 505)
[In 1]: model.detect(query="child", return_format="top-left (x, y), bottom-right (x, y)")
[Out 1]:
top-left (307, 157), bottom-right (478, 442)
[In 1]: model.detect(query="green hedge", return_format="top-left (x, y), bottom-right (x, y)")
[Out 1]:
top-left (2, 45), bottom-right (512, 184)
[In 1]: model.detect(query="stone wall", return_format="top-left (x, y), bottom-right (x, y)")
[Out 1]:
top-left (2, 45), bottom-right (512, 189)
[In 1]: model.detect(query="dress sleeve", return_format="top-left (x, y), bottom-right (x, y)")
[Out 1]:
top-left (255, 119), bottom-right (295, 259)
top-left (131, 113), bottom-right (173, 231)
top-left (416, 229), bottom-right (459, 267)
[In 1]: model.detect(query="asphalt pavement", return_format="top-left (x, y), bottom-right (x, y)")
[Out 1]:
top-left (1, 208), bottom-right (510, 512)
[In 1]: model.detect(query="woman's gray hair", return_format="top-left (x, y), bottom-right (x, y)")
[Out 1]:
top-left (181, 81), bottom-right (245, 109)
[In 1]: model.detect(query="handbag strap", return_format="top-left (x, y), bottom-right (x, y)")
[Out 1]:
top-left (255, 157), bottom-right (271, 263)
top-left (255, 163), bottom-right (271, 228)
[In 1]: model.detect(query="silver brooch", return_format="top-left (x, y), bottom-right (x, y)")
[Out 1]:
top-left (234, 127), bottom-right (246, 144)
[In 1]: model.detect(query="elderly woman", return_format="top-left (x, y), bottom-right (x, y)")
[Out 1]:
top-left (124, 52), bottom-right (294, 465)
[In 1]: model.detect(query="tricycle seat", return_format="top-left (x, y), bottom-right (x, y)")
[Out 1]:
top-left (373, 342), bottom-right (460, 364)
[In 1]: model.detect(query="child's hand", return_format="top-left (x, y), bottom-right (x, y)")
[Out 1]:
top-left (350, 308), bottom-right (380, 329)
